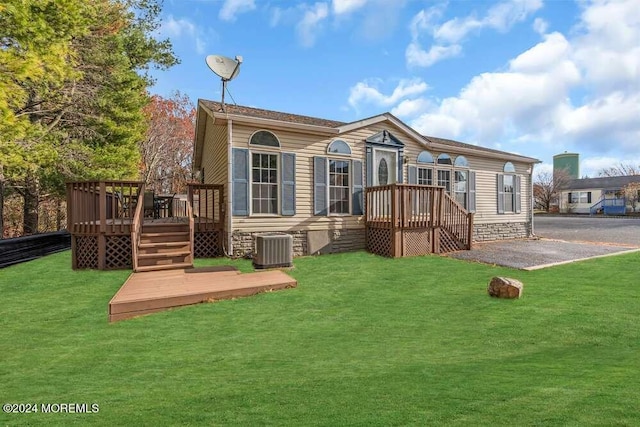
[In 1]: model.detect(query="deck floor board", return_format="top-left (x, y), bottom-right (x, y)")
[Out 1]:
top-left (108, 267), bottom-right (296, 322)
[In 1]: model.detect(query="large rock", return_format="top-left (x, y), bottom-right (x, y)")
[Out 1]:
top-left (488, 277), bottom-right (523, 299)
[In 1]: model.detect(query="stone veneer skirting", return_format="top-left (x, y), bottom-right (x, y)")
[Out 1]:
top-left (473, 221), bottom-right (531, 242)
top-left (232, 223), bottom-right (530, 257)
top-left (232, 228), bottom-right (367, 258)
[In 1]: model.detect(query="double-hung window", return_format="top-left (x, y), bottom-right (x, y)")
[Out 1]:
top-left (232, 130), bottom-right (296, 217)
top-left (251, 152), bottom-right (278, 214)
top-left (437, 153), bottom-right (453, 194)
top-left (314, 140), bottom-right (364, 216)
top-left (329, 159), bottom-right (350, 214)
top-left (498, 162), bottom-right (520, 214)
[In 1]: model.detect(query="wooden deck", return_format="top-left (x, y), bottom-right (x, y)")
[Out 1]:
top-left (108, 266), bottom-right (297, 322)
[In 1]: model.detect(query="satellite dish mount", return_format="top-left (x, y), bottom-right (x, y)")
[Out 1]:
top-left (205, 54), bottom-right (243, 111)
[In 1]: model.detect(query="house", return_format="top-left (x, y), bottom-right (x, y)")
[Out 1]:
top-left (559, 175), bottom-right (640, 214)
top-left (193, 100), bottom-right (540, 258)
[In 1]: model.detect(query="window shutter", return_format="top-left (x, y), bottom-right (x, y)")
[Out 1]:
top-left (314, 156), bottom-right (328, 215)
top-left (352, 160), bottom-right (363, 215)
top-left (232, 148), bottom-right (249, 216)
top-left (497, 174), bottom-right (505, 214)
top-left (515, 175), bottom-right (521, 214)
top-left (397, 151), bottom-right (404, 183)
top-left (281, 152), bottom-right (296, 216)
top-left (469, 171), bottom-right (476, 213)
top-left (366, 147), bottom-right (373, 187)
top-left (587, 192), bottom-right (592, 204)
top-left (408, 165), bottom-right (417, 184)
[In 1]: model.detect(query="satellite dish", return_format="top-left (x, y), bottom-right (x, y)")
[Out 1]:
top-left (205, 55), bottom-right (242, 81)
top-left (205, 54), bottom-right (243, 110)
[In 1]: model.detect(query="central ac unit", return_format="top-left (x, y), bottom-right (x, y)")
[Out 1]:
top-left (254, 233), bottom-right (293, 269)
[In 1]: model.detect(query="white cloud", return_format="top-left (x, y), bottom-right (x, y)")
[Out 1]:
top-left (407, 0), bottom-right (543, 68)
top-left (296, 3), bottom-right (330, 47)
top-left (159, 16), bottom-right (207, 54)
top-left (348, 78), bottom-right (429, 110)
top-left (406, 42), bottom-right (461, 68)
top-left (161, 16), bottom-right (196, 38)
top-left (219, 0), bottom-right (256, 22)
top-left (391, 98), bottom-right (432, 118)
top-left (572, 0), bottom-right (640, 94)
top-left (332, 0), bottom-right (368, 15)
top-left (533, 17), bottom-right (548, 35)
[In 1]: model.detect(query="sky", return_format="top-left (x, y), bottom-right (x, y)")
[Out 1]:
top-left (151, 0), bottom-right (640, 178)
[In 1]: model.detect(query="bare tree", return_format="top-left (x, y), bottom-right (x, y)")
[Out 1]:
top-left (534, 169), bottom-right (572, 213)
top-left (599, 163), bottom-right (640, 177)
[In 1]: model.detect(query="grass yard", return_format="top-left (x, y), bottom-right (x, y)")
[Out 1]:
top-left (1, 250), bottom-right (639, 426)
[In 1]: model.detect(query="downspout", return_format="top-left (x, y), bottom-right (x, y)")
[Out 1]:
top-left (227, 119), bottom-right (234, 256)
top-left (530, 163), bottom-right (535, 237)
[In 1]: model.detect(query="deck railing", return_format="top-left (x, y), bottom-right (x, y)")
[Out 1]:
top-left (188, 184), bottom-right (225, 232)
top-left (131, 183), bottom-right (146, 272)
top-left (66, 180), bottom-right (143, 234)
top-left (365, 184), bottom-right (473, 256)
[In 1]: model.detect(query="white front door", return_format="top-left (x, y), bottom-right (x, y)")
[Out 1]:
top-left (374, 149), bottom-right (397, 186)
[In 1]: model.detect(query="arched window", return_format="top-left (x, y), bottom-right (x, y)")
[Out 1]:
top-left (250, 130), bottom-right (280, 148)
top-left (437, 153), bottom-right (452, 165)
top-left (378, 158), bottom-right (389, 185)
top-left (454, 156), bottom-right (468, 167)
top-left (503, 162), bottom-right (515, 173)
top-left (417, 151), bottom-right (434, 164)
top-left (327, 139), bottom-right (351, 155)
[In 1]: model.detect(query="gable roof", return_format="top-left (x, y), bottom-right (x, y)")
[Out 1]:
top-left (200, 100), bottom-right (345, 128)
top-left (195, 100), bottom-right (540, 168)
top-left (562, 175), bottom-right (640, 191)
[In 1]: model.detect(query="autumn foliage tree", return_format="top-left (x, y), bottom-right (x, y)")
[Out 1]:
top-left (622, 182), bottom-right (640, 213)
top-left (140, 93), bottom-right (195, 194)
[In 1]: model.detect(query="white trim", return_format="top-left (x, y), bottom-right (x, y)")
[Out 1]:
top-left (249, 129), bottom-right (281, 148)
top-left (227, 119), bottom-right (233, 255)
top-left (327, 139), bottom-right (352, 156)
top-left (373, 147), bottom-right (398, 186)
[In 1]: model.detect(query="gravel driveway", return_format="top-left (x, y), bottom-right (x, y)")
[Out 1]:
top-left (447, 216), bottom-right (640, 270)
top-left (534, 215), bottom-right (640, 246)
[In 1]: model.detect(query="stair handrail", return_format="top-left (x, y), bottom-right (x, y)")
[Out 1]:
top-left (186, 192), bottom-right (195, 266)
top-left (440, 191), bottom-right (473, 250)
top-left (131, 183), bottom-right (146, 272)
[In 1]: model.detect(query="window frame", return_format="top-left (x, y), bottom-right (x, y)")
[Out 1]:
top-left (327, 158), bottom-right (352, 216)
top-left (250, 151), bottom-right (280, 216)
top-left (249, 130), bottom-right (281, 148)
top-left (418, 167), bottom-right (433, 186)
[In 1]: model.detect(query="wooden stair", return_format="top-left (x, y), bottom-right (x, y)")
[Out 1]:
top-left (135, 223), bottom-right (193, 272)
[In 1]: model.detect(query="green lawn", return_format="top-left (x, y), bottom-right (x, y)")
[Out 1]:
top-left (1, 250), bottom-right (639, 426)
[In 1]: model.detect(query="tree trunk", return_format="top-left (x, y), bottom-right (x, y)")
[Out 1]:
top-left (22, 173), bottom-right (39, 235)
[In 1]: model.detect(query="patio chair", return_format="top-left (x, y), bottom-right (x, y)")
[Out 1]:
top-left (143, 191), bottom-right (155, 218)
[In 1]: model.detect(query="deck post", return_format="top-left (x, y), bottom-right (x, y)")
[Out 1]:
top-left (71, 235), bottom-right (78, 270)
top-left (467, 213), bottom-right (474, 250)
top-left (98, 234), bottom-right (106, 270)
top-left (99, 181), bottom-right (106, 234)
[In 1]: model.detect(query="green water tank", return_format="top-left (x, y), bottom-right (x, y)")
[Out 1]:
top-left (553, 152), bottom-right (579, 179)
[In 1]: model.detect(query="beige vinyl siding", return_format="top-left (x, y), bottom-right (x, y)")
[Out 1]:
top-left (200, 117), bottom-right (228, 226)
top-left (226, 120), bottom-right (533, 233)
top-left (229, 123), bottom-right (408, 233)
top-left (399, 135), bottom-right (532, 225)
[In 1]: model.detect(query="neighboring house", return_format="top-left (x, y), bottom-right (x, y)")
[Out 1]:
top-left (193, 100), bottom-right (540, 257)
top-left (559, 175), bottom-right (640, 214)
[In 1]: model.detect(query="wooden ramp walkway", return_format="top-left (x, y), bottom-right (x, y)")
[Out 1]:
top-left (108, 266), bottom-right (297, 322)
